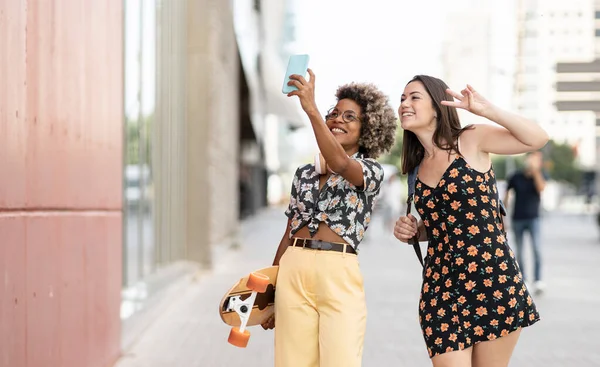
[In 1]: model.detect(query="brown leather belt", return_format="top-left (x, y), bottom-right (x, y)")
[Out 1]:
top-left (291, 238), bottom-right (356, 254)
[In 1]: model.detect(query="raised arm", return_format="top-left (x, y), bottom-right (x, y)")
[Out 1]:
top-left (442, 85), bottom-right (549, 155)
top-left (287, 69), bottom-right (366, 187)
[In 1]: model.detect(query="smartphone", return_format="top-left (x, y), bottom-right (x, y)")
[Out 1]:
top-left (282, 54), bottom-right (310, 94)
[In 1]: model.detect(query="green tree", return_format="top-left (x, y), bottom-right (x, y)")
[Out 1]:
top-left (491, 155), bottom-right (525, 180)
top-left (381, 124), bottom-right (404, 172)
top-left (381, 131), bottom-right (581, 187)
top-left (126, 113), bottom-right (154, 166)
top-left (494, 140), bottom-right (580, 186)
top-left (543, 139), bottom-right (581, 186)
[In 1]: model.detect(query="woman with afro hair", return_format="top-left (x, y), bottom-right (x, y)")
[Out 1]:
top-left (261, 69), bottom-right (397, 367)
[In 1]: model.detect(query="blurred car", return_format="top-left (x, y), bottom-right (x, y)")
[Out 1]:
top-left (125, 164), bottom-right (153, 213)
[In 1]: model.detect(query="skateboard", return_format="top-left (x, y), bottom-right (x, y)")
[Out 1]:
top-left (219, 266), bottom-right (278, 348)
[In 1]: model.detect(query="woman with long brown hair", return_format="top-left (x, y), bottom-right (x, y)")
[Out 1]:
top-left (394, 75), bottom-right (548, 367)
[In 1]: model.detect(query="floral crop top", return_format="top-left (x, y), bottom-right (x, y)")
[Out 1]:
top-left (284, 151), bottom-right (384, 250)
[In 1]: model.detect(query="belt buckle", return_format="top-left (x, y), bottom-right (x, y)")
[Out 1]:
top-left (314, 240), bottom-right (332, 251)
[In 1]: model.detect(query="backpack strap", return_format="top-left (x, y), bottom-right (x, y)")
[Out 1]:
top-left (406, 164), bottom-right (424, 267)
top-left (498, 199), bottom-right (507, 237)
top-left (407, 164), bottom-right (418, 199)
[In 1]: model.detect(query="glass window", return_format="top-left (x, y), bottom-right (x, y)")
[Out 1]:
top-left (122, 0), bottom-right (189, 325)
top-left (124, 0), bottom-right (157, 288)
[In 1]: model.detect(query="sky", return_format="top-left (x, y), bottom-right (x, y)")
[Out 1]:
top-left (286, 0), bottom-right (517, 158)
top-left (124, 0), bottom-right (156, 121)
top-left (123, 0), bottom-right (520, 163)
top-left (293, 0), bottom-right (445, 113)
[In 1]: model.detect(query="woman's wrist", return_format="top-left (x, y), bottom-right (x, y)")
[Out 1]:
top-left (305, 106), bottom-right (321, 120)
top-left (480, 104), bottom-right (502, 123)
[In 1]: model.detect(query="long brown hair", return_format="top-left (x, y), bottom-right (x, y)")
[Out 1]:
top-left (401, 75), bottom-right (472, 174)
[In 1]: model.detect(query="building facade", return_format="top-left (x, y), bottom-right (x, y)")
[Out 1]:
top-left (441, 1), bottom-right (521, 130)
top-left (1, 1), bottom-right (123, 366)
top-left (1, 0), bottom-right (302, 366)
top-left (121, 0), bottom-right (304, 352)
top-left (516, 0), bottom-right (596, 168)
top-left (554, 0), bottom-right (600, 195)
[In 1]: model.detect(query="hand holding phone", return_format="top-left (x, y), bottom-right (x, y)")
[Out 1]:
top-left (282, 54), bottom-right (310, 94)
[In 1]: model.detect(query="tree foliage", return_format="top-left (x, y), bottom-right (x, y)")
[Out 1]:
top-left (383, 132), bottom-right (581, 187)
top-left (380, 124), bottom-right (404, 172)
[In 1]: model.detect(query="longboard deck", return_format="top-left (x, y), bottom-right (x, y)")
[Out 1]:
top-left (219, 266), bottom-right (279, 327)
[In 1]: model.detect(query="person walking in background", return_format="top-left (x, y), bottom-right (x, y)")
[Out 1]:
top-left (393, 75), bottom-right (548, 367)
top-left (504, 151), bottom-right (548, 294)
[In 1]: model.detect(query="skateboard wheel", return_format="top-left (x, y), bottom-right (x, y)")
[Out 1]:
top-left (246, 272), bottom-right (269, 293)
top-left (228, 327), bottom-right (251, 348)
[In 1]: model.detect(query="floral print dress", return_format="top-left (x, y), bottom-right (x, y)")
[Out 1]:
top-left (413, 155), bottom-right (540, 358)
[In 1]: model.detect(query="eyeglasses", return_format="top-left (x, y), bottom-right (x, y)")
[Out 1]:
top-left (325, 107), bottom-right (361, 124)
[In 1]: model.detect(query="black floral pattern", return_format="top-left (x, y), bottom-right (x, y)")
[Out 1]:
top-left (285, 151), bottom-right (383, 250)
top-left (414, 155), bottom-right (540, 358)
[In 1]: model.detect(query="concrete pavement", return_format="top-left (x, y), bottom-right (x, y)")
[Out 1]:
top-left (114, 207), bottom-right (600, 367)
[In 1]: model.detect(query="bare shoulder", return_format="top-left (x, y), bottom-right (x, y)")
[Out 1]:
top-left (459, 125), bottom-right (492, 172)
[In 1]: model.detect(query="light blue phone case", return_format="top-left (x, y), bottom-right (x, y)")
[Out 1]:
top-left (282, 54), bottom-right (310, 94)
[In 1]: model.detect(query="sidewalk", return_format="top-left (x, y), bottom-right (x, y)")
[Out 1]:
top-left (114, 208), bottom-right (600, 367)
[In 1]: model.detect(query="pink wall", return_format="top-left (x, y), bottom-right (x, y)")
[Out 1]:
top-left (0, 1), bottom-right (123, 366)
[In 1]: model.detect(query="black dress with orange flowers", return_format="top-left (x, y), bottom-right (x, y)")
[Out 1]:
top-left (413, 154), bottom-right (540, 358)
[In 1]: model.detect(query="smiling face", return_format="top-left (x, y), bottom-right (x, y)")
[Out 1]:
top-left (325, 98), bottom-right (362, 154)
top-left (399, 81), bottom-right (437, 133)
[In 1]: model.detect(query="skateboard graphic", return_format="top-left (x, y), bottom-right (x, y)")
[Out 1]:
top-left (219, 266), bottom-right (278, 348)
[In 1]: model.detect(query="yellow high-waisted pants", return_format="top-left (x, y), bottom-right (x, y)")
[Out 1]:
top-left (274, 245), bottom-right (367, 367)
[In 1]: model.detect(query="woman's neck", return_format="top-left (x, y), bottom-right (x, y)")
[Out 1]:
top-left (415, 131), bottom-right (438, 158)
top-left (344, 146), bottom-right (359, 156)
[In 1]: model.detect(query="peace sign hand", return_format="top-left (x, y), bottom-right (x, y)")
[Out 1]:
top-left (441, 84), bottom-right (492, 118)
top-left (287, 68), bottom-right (318, 116)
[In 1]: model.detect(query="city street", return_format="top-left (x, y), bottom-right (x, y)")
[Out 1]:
top-left (115, 207), bottom-right (600, 367)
